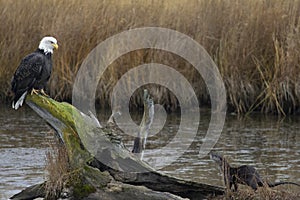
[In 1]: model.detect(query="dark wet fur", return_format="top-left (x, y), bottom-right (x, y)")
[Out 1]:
top-left (210, 153), bottom-right (300, 191)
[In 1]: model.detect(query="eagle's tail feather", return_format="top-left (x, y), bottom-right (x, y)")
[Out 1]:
top-left (12, 91), bottom-right (27, 110)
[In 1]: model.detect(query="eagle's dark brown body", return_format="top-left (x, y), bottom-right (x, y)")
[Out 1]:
top-left (11, 36), bottom-right (58, 110)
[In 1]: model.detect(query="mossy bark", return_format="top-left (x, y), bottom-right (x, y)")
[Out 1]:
top-left (11, 94), bottom-right (224, 200)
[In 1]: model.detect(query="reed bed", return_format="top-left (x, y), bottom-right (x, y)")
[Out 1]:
top-left (0, 0), bottom-right (299, 114)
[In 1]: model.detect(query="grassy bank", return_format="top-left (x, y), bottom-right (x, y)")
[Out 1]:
top-left (209, 187), bottom-right (300, 200)
top-left (1, 0), bottom-right (299, 114)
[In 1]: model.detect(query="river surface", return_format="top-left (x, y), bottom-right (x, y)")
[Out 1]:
top-left (0, 106), bottom-right (300, 199)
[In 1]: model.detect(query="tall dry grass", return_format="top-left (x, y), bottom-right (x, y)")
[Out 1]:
top-left (0, 0), bottom-right (299, 114)
top-left (45, 137), bottom-right (69, 199)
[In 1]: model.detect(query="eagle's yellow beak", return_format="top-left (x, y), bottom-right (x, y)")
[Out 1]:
top-left (52, 43), bottom-right (58, 49)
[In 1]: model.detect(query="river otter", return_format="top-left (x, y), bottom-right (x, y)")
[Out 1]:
top-left (210, 152), bottom-right (300, 191)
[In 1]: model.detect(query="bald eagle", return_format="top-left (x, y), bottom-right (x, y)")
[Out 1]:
top-left (11, 36), bottom-right (58, 110)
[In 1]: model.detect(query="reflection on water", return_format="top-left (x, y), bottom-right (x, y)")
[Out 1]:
top-left (0, 106), bottom-right (300, 199)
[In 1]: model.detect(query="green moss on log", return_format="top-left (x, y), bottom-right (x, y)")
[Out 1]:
top-left (73, 184), bottom-right (96, 199)
top-left (25, 94), bottom-right (112, 198)
top-left (26, 94), bottom-right (93, 168)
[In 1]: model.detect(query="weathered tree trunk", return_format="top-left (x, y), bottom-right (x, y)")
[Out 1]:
top-left (10, 93), bottom-right (224, 200)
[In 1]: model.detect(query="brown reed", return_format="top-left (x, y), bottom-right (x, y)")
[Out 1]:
top-left (1, 0), bottom-right (299, 114)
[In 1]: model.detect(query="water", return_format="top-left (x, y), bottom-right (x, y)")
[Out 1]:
top-left (0, 107), bottom-right (52, 199)
top-left (0, 106), bottom-right (300, 199)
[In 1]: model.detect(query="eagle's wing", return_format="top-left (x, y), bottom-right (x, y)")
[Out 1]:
top-left (11, 53), bottom-right (45, 95)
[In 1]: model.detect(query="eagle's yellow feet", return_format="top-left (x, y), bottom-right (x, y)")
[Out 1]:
top-left (30, 89), bottom-right (49, 96)
top-left (31, 89), bottom-right (39, 95)
top-left (40, 89), bottom-right (49, 97)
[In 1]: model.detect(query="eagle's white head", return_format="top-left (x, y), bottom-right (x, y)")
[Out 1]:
top-left (38, 36), bottom-right (58, 54)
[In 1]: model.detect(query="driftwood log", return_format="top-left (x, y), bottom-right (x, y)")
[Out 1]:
top-left (131, 90), bottom-right (154, 160)
top-left (10, 91), bottom-right (224, 200)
